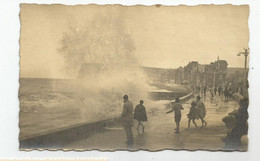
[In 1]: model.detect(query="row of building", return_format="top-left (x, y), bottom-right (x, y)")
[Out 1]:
top-left (174, 59), bottom-right (247, 90)
top-left (142, 58), bottom-right (247, 91)
top-left (77, 59), bottom-right (247, 92)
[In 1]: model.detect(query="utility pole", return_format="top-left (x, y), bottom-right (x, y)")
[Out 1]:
top-left (237, 48), bottom-right (249, 97)
top-left (237, 48), bottom-right (249, 69)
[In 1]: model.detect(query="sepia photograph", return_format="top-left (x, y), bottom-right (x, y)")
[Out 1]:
top-left (19, 4), bottom-right (249, 151)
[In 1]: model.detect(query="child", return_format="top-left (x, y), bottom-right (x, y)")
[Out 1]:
top-left (187, 102), bottom-right (199, 128)
top-left (166, 98), bottom-right (184, 133)
top-left (196, 96), bottom-right (207, 128)
top-left (134, 100), bottom-right (147, 134)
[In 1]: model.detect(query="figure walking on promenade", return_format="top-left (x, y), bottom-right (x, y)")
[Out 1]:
top-left (134, 100), bottom-right (147, 134)
top-left (166, 98), bottom-right (184, 133)
top-left (218, 85), bottom-right (222, 96)
top-left (203, 86), bottom-right (207, 96)
top-left (224, 87), bottom-right (229, 101)
top-left (121, 95), bottom-right (134, 146)
top-left (196, 96), bottom-right (207, 128)
top-left (210, 87), bottom-right (214, 99)
top-left (214, 86), bottom-right (217, 95)
top-left (187, 102), bottom-right (199, 128)
top-left (228, 87), bottom-right (234, 99)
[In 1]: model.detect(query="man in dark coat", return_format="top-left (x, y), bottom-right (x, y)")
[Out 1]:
top-left (222, 115), bottom-right (241, 150)
top-left (121, 95), bottom-right (134, 145)
top-left (134, 100), bottom-right (147, 134)
top-left (224, 87), bottom-right (229, 101)
top-left (222, 98), bottom-right (249, 150)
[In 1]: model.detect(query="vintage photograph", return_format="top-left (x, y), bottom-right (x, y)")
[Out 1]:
top-left (19, 4), bottom-right (249, 151)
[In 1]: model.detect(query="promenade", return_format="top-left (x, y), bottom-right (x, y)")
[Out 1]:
top-left (61, 92), bottom-right (239, 151)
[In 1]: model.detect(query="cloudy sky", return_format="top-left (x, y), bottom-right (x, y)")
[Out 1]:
top-left (20, 4), bottom-right (249, 78)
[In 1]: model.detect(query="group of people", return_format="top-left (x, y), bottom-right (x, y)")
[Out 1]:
top-left (121, 95), bottom-right (207, 145)
top-left (195, 84), bottom-right (239, 102)
top-left (222, 98), bottom-right (249, 150)
top-left (166, 96), bottom-right (207, 133)
top-left (121, 91), bottom-right (248, 149)
top-left (121, 95), bottom-right (147, 145)
top-left (195, 85), bottom-right (223, 98)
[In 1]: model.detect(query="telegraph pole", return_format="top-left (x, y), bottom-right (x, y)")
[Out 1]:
top-left (237, 48), bottom-right (249, 69)
top-left (237, 48), bottom-right (249, 97)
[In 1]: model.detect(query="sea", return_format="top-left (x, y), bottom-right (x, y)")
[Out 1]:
top-left (19, 78), bottom-right (188, 140)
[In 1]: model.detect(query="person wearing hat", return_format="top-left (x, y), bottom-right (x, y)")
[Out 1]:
top-left (222, 115), bottom-right (241, 150)
top-left (222, 98), bottom-right (249, 150)
top-left (134, 100), bottom-right (148, 134)
top-left (121, 95), bottom-right (134, 145)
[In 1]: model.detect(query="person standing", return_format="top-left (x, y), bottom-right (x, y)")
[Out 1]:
top-left (210, 87), bottom-right (214, 99)
top-left (224, 87), bottom-right (229, 101)
top-left (121, 95), bottom-right (134, 145)
top-left (214, 86), bottom-right (217, 95)
top-left (166, 98), bottom-right (184, 133)
top-left (196, 96), bottom-right (207, 128)
top-left (196, 85), bottom-right (200, 94)
top-left (134, 100), bottom-right (148, 134)
top-left (218, 86), bottom-right (222, 96)
top-left (203, 86), bottom-right (207, 96)
top-left (228, 87), bottom-right (234, 99)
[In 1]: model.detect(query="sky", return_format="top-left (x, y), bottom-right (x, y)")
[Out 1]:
top-left (20, 4), bottom-right (249, 78)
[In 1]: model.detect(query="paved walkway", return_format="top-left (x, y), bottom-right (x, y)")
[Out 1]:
top-left (63, 92), bottom-right (239, 151)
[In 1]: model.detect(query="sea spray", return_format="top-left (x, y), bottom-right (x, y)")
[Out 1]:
top-left (76, 66), bottom-right (151, 121)
top-left (59, 15), bottom-right (152, 121)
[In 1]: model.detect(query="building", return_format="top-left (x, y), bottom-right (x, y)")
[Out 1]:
top-left (226, 67), bottom-right (248, 92)
top-left (174, 59), bottom-right (228, 88)
top-left (184, 61), bottom-right (199, 85)
top-left (175, 67), bottom-right (185, 84)
top-left (141, 66), bottom-right (167, 83)
top-left (203, 60), bottom-right (228, 87)
top-left (160, 68), bottom-right (176, 84)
